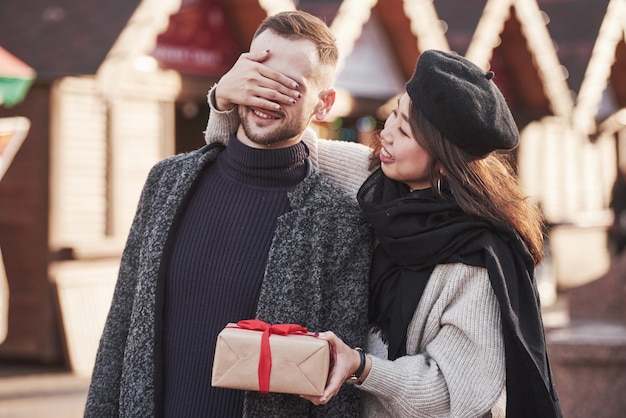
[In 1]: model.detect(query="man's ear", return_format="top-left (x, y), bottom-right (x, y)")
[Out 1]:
top-left (314, 89), bottom-right (336, 121)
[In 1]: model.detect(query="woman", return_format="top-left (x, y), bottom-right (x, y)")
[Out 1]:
top-left (205, 49), bottom-right (562, 417)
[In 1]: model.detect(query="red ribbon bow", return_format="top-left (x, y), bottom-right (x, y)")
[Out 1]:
top-left (235, 319), bottom-right (311, 394)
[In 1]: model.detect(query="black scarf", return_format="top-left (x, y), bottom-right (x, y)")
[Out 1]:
top-left (357, 169), bottom-right (562, 418)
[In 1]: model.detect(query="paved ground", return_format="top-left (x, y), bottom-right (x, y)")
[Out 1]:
top-left (0, 362), bottom-right (89, 418)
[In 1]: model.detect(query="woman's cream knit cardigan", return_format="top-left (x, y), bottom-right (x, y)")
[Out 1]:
top-left (204, 87), bottom-right (506, 417)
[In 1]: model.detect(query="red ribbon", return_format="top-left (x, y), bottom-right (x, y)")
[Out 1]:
top-left (235, 319), bottom-right (311, 394)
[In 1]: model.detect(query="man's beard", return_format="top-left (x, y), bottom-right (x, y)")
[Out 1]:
top-left (239, 106), bottom-right (305, 147)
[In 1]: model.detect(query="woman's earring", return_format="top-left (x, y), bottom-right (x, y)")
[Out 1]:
top-left (436, 177), bottom-right (442, 194)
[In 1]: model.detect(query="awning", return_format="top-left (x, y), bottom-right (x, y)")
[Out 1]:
top-left (0, 46), bottom-right (36, 107)
top-left (0, 116), bottom-right (30, 181)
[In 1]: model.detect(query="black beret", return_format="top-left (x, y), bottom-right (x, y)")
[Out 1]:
top-left (406, 49), bottom-right (519, 157)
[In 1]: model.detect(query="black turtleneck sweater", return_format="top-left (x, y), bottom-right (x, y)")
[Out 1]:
top-left (162, 136), bottom-right (309, 417)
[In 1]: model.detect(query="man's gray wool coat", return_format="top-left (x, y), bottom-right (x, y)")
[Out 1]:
top-left (84, 144), bottom-right (374, 417)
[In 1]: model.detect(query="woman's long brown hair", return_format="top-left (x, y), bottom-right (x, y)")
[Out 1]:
top-left (370, 102), bottom-right (545, 265)
top-left (413, 105), bottom-right (544, 264)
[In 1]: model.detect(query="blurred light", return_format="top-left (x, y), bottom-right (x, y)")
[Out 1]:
top-left (181, 101), bottom-right (199, 119)
top-left (356, 116), bottom-right (377, 132)
top-left (329, 118), bottom-right (343, 130)
top-left (338, 128), bottom-right (357, 142)
top-left (439, 20), bottom-right (449, 34)
top-left (41, 7), bottom-right (66, 23)
top-left (133, 55), bottom-right (158, 72)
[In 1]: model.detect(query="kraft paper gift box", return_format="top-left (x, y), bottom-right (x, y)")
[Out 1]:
top-left (211, 320), bottom-right (330, 396)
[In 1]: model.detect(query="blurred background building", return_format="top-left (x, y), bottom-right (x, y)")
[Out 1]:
top-left (1, 0), bottom-right (625, 416)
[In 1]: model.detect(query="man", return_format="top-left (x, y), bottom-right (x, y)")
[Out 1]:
top-left (85, 11), bottom-right (372, 417)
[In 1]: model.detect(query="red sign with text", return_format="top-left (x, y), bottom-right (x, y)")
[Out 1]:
top-left (152, 0), bottom-right (240, 77)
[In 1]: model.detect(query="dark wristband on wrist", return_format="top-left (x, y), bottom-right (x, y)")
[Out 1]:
top-left (347, 347), bottom-right (366, 384)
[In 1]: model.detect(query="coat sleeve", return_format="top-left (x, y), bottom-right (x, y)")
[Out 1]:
top-left (359, 263), bottom-right (506, 418)
top-left (83, 166), bottom-right (161, 417)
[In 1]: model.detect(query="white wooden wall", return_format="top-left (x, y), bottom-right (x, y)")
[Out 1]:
top-left (518, 116), bottom-right (616, 225)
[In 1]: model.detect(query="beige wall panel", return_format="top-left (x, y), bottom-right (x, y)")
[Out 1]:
top-left (110, 98), bottom-right (173, 238)
top-left (51, 259), bottom-right (119, 376)
top-left (50, 78), bottom-right (108, 249)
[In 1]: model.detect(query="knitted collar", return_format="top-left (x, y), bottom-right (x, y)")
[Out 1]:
top-left (220, 134), bottom-right (309, 188)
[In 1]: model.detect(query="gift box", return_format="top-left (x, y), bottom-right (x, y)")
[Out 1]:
top-left (211, 320), bottom-right (330, 396)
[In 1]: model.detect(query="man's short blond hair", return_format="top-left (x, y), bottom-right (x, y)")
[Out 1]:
top-left (253, 11), bottom-right (338, 68)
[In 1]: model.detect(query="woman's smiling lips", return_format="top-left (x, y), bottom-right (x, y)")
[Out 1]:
top-left (379, 146), bottom-right (394, 164)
